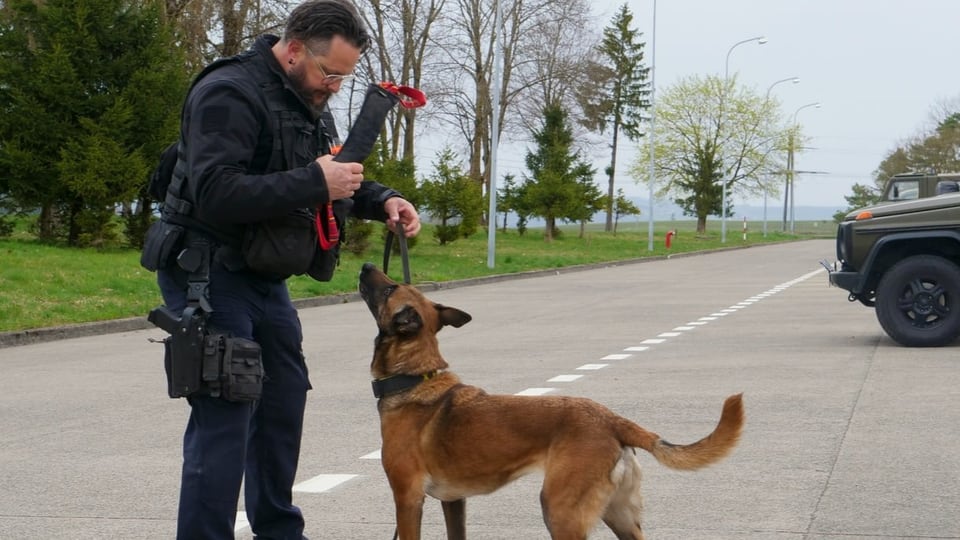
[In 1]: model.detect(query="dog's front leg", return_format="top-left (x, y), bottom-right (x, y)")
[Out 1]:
top-left (441, 499), bottom-right (466, 540)
top-left (394, 489), bottom-right (426, 540)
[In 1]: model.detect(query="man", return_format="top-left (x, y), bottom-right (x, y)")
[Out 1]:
top-left (155, 1), bottom-right (420, 538)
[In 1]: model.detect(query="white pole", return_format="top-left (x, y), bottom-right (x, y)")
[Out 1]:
top-left (721, 36), bottom-right (766, 243)
top-left (486, 0), bottom-right (503, 268)
top-left (647, 0), bottom-right (657, 251)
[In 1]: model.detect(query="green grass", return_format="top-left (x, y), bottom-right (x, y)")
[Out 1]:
top-left (0, 218), bottom-right (835, 333)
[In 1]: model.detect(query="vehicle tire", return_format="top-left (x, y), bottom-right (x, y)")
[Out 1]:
top-left (875, 254), bottom-right (960, 347)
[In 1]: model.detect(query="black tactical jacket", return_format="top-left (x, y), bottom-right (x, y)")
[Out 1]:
top-left (178, 35), bottom-right (398, 244)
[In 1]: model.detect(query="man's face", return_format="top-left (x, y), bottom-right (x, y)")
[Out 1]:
top-left (289, 35), bottom-right (361, 112)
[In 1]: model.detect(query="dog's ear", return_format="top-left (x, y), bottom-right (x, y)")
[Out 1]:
top-left (392, 305), bottom-right (423, 336)
top-left (435, 304), bottom-right (472, 328)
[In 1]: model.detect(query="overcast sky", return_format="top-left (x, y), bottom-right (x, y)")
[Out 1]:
top-left (403, 1), bottom-right (960, 212)
top-left (588, 0), bottom-right (960, 209)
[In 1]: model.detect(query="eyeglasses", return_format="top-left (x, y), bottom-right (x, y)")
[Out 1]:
top-left (304, 46), bottom-right (356, 85)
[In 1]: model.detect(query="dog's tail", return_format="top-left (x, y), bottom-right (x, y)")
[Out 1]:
top-left (617, 393), bottom-right (744, 471)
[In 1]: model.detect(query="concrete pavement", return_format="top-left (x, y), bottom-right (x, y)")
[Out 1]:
top-left (1, 239), bottom-right (957, 539)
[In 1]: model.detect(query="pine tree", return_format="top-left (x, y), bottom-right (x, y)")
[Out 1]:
top-left (420, 148), bottom-right (483, 245)
top-left (523, 103), bottom-right (597, 241)
top-left (578, 3), bottom-right (651, 232)
top-left (0, 0), bottom-right (188, 246)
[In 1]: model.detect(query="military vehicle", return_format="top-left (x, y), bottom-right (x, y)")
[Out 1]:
top-left (824, 181), bottom-right (960, 347)
top-left (881, 172), bottom-right (960, 202)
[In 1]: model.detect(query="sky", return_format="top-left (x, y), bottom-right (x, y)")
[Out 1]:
top-left (585, 0), bottom-right (960, 210)
top-left (393, 0), bottom-right (960, 215)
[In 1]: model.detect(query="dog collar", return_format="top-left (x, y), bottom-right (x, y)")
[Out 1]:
top-left (371, 371), bottom-right (439, 399)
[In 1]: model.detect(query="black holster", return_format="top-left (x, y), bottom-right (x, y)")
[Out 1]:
top-left (148, 238), bottom-right (264, 402)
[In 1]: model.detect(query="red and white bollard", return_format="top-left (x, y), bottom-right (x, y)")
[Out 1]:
top-left (742, 217), bottom-right (747, 241)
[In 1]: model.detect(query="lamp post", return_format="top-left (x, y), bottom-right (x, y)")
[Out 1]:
top-left (720, 35), bottom-right (767, 243)
top-left (762, 77), bottom-right (799, 236)
top-left (786, 102), bottom-right (821, 233)
top-left (486, 0), bottom-right (504, 268)
top-left (765, 77), bottom-right (799, 100)
top-left (647, 0), bottom-right (657, 251)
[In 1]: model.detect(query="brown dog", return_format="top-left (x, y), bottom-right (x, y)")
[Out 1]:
top-left (358, 263), bottom-right (744, 540)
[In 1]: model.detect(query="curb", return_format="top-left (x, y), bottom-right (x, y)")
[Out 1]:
top-left (0, 245), bottom-right (751, 349)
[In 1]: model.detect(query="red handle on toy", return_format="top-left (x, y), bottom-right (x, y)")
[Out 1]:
top-left (378, 82), bottom-right (427, 109)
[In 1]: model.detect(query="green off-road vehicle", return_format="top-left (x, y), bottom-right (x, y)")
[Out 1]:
top-left (824, 180), bottom-right (960, 346)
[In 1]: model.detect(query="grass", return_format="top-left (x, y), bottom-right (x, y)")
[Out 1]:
top-left (0, 218), bottom-right (835, 333)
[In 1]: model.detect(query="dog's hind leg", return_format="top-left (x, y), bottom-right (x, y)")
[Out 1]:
top-left (540, 454), bottom-right (617, 540)
top-left (441, 499), bottom-right (466, 540)
top-left (601, 449), bottom-right (645, 540)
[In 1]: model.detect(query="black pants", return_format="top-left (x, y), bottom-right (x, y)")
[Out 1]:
top-left (159, 266), bottom-right (311, 540)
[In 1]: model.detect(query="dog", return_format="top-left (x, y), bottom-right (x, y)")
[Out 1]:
top-left (358, 262), bottom-right (744, 540)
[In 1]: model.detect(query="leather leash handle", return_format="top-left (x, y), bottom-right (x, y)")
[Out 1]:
top-left (382, 222), bottom-right (411, 284)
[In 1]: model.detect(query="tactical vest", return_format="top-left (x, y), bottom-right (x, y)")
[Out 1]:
top-left (161, 47), bottom-right (339, 249)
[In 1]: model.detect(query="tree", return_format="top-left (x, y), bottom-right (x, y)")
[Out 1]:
top-left (905, 112), bottom-right (960, 173)
top-left (866, 107), bottom-right (960, 202)
top-left (612, 188), bottom-right (640, 234)
top-left (428, 0), bottom-right (594, 209)
top-left (570, 169), bottom-right (606, 239)
top-left (522, 102), bottom-right (597, 241)
top-left (361, 140), bottom-right (421, 251)
top-left (630, 74), bottom-right (786, 234)
top-left (161, 0), bottom-right (286, 71)
top-left (873, 147), bottom-right (910, 193)
top-left (578, 3), bottom-right (650, 232)
top-left (420, 148), bottom-right (483, 245)
top-left (356, 0), bottom-right (445, 161)
top-left (832, 183), bottom-right (880, 223)
top-left (496, 173), bottom-right (520, 232)
top-left (0, 0), bottom-right (188, 246)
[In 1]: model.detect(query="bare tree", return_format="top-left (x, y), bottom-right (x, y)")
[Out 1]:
top-left (163, 0), bottom-right (286, 72)
top-left (428, 0), bottom-right (595, 208)
top-left (356, 0), bottom-right (446, 161)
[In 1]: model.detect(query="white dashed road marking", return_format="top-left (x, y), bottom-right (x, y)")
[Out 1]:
top-left (294, 474), bottom-right (359, 493)
top-left (549, 374), bottom-right (584, 382)
top-left (515, 387), bottom-right (555, 396)
top-left (577, 363), bottom-right (609, 370)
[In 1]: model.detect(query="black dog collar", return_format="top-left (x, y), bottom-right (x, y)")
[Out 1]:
top-left (372, 371), bottom-right (439, 399)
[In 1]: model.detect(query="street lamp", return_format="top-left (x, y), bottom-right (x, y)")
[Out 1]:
top-left (721, 35), bottom-right (767, 243)
top-left (786, 102), bottom-right (821, 233)
top-left (724, 36), bottom-right (768, 82)
top-left (765, 77), bottom-right (799, 100)
top-left (647, 0), bottom-right (657, 252)
top-left (762, 77), bottom-right (799, 236)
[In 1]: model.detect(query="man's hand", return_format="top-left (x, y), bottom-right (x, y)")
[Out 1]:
top-left (384, 197), bottom-right (421, 238)
top-left (316, 154), bottom-right (363, 200)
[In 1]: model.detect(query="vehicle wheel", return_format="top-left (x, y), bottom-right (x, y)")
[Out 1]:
top-left (875, 254), bottom-right (960, 347)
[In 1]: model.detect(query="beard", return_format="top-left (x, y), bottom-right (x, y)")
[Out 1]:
top-left (288, 63), bottom-right (330, 117)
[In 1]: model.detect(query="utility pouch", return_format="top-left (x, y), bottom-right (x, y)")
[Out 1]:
top-left (306, 245), bottom-right (339, 282)
top-left (242, 209), bottom-right (317, 279)
top-left (141, 220), bottom-right (185, 272)
top-left (218, 336), bottom-right (264, 402)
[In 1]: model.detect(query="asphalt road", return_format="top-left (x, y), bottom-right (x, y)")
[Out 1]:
top-left (1, 239), bottom-right (958, 540)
